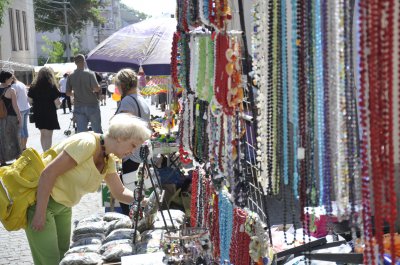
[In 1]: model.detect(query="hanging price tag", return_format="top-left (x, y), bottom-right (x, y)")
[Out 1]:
top-left (297, 147), bottom-right (305, 160)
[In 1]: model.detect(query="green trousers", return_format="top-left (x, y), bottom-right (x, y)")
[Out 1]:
top-left (25, 197), bottom-right (72, 265)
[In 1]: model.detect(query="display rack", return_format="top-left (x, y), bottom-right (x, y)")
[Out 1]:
top-left (237, 0), bottom-right (273, 245)
top-left (132, 146), bottom-right (177, 244)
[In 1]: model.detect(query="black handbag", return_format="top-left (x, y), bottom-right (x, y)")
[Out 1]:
top-left (29, 108), bottom-right (35, 123)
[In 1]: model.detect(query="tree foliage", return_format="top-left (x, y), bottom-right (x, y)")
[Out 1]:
top-left (34, 0), bottom-right (105, 34)
top-left (120, 3), bottom-right (148, 24)
top-left (41, 36), bottom-right (65, 63)
top-left (0, 0), bottom-right (11, 27)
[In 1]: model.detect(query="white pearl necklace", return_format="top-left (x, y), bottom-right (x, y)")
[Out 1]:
top-left (252, 0), bottom-right (271, 193)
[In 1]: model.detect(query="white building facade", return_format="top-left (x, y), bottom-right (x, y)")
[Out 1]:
top-left (0, 0), bottom-right (37, 82)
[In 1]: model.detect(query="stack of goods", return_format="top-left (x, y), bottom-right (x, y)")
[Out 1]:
top-left (60, 210), bottom-right (187, 264)
top-left (60, 212), bottom-right (139, 264)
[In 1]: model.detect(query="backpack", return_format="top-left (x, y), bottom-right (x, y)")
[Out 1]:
top-left (0, 88), bottom-right (8, 119)
top-left (0, 148), bottom-right (57, 231)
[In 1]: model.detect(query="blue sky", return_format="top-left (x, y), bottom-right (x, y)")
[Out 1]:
top-left (120, 0), bottom-right (176, 16)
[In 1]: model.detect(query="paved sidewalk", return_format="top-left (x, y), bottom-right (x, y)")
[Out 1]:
top-left (0, 97), bottom-right (153, 264)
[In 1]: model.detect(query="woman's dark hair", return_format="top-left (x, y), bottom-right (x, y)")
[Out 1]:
top-left (30, 67), bottom-right (59, 93)
top-left (0, 70), bottom-right (13, 83)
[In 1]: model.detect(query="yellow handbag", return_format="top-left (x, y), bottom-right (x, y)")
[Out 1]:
top-left (0, 148), bottom-right (57, 231)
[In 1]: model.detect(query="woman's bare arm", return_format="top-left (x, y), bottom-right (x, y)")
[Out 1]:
top-left (31, 151), bottom-right (77, 230)
top-left (104, 172), bottom-right (135, 205)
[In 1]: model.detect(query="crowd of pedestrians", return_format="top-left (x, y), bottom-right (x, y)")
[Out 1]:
top-left (0, 54), bottom-right (146, 164)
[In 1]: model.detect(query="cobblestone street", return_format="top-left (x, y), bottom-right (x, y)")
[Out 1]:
top-left (0, 97), bottom-right (124, 264)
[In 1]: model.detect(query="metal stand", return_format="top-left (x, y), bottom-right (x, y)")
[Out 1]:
top-left (132, 145), bottom-right (177, 244)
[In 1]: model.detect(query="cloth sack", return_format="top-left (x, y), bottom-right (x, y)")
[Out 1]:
top-left (0, 148), bottom-right (57, 231)
top-left (0, 88), bottom-right (8, 119)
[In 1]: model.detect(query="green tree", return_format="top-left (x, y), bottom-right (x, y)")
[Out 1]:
top-left (41, 36), bottom-right (65, 63)
top-left (0, 0), bottom-right (11, 26)
top-left (120, 3), bottom-right (148, 24)
top-left (34, 0), bottom-right (105, 34)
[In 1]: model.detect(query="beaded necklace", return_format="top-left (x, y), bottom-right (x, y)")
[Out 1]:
top-left (99, 134), bottom-right (108, 160)
top-left (203, 177), bottom-right (212, 229)
top-left (321, 0), bottom-right (333, 226)
top-left (225, 115), bottom-right (234, 187)
top-left (218, 189), bottom-right (233, 264)
top-left (178, 33), bottom-right (192, 93)
top-left (177, 0), bottom-right (189, 32)
top-left (206, 35), bottom-right (215, 103)
top-left (194, 100), bottom-right (209, 163)
top-left (252, 0), bottom-right (272, 194)
top-left (367, 0), bottom-right (384, 255)
top-left (188, 93), bottom-right (195, 153)
top-left (265, 0), bottom-right (275, 196)
top-left (314, 0), bottom-right (325, 206)
top-left (199, 0), bottom-right (210, 25)
top-left (178, 96), bottom-right (192, 165)
top-left (190, 37), bottom-right (200, 97)
top-left (297, 0), bottom-right (312, 248)
top-left (171, 32), bottom-right (181, 90)
top-left (343, 0), bottom-right (361, 245)
top-left (190, 169), bottom-right (199, 227)
top-left (214, 33), bottom-right (234, 115)
top-left (289, 0), bottom-right (301, 201)
top-left (210, 191), bottom-right (220, 260)
top-left (281, 0), bottom-right (289, 190)
top-left (229, 208), bottom-right (251, 265)
top-left (196, 169), bottom-right (205, 227)
top-left (269, 0), bottom-right (279, 195)
top-left (358, 2), bottom-right (374, 262)
top-left (188, 0), bottom-right (202, 28)
top-left (362, 0), bottom-right (397, 262)
top-left (335, 0), bottom-right (351, 221)
top-left (196, 37), bottom-right (207, 100)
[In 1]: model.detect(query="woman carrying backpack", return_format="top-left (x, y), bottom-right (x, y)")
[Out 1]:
top-left (0, 70), bottom-right (21, 166)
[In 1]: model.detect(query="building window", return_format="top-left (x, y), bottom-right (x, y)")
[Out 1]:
top-left (8, 8), bottom-right (17, 51)
top-left (22, 11), bottom-right (29, 50)
top-left (16, 10), bottom-right (23, 50)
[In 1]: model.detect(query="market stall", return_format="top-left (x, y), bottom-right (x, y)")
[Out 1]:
top-left (63, 0), bottom-right (400, 264)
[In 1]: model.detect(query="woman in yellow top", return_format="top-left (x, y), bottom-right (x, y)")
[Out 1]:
top-left (25, 113), bottom-right (152, 265)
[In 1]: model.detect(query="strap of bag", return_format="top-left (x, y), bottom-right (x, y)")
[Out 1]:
top-left (0, 87), bottom-right (8, 98)
top-left (128, 95), bottom-right (141, 118)
top-left (114, 94), bottom-right (142, 117)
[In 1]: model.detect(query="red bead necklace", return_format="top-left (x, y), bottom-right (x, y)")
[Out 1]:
top-left (190, 169), bottom-right (199, 227)
top-left (171, 32), bottom-right (181, 90)
top-left (214, 33), bottom-right (234, 115)
top-left (358, 1), bottom-right (374, 262)
top-left (359, 0), bottom-right (398, 262)
top-left (229, 208), bottom-right (251, 265)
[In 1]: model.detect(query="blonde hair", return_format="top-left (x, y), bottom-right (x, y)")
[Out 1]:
top-left (115, 68), bottom-right (137, 97)
top-left (106, 113), bottom-right (151, 143)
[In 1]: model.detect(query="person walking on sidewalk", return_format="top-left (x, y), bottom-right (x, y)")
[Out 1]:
top-left (114, 68), bottom-right (151, 215)
top-left (59, 73), bottom-right (72, 114)
top-left (66, 54), bottom-right (102, 133)
top-left (25, 113), bottom-right (151, 265)
top-left (0, 70), bottom-right (21, 166)
top-left (28, 67), bottom-right (61, 151)
top-left (12, 76), bottom-right (30, 150)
